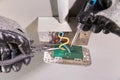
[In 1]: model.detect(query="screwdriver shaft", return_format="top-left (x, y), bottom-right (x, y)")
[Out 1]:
top-left (70, 24), bottom-right (84, 47)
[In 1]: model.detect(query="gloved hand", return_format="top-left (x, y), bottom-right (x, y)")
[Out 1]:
top-left (92, 15), bottom-right (120, 36)
top-left (93, 0), bottom-right (112, 13)
top-left (77, 0), bottom-right (120, 37)
top-left (78, 13), bottom-right (120, 36)
top-left (0, 16), bottom-right (33, 73)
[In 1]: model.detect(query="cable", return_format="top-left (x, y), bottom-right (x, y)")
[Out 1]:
top-left (0, 54), bottom-right (33, 66)
top-left (58, 32), bottom-right (69, 50)
top-left (58, 32), bottom-right (71, 53)
top-left (59, 32), bottom-right (64, 42)
top-left (58, 36), bottom-right (69, 50)
top-left (46, 48), bottom-right (60, 51)
top-left (63, 44), bottom-right (71, 53)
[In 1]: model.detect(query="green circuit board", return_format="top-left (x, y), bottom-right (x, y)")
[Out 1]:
top-left (53, 46), bottom-right (83, 60)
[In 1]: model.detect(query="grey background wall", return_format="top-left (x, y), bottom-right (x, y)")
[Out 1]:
top-left (0, 0), bottom-right (86, 29)
top-left (0, 0), bottom-right (120, 80)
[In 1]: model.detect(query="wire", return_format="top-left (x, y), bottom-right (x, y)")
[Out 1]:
top-left (59, 32), bottom-right (64, 41)
top-left (58, 35), bottom-right (69, 50)
top-left (58, 32), bottom-right (71, 53)
top-left (63, 44), bottom-right (71, 53)
top-left (46, 48), bottom-right (60, 51)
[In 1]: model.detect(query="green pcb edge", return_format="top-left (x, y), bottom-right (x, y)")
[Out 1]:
top-left (53, 46), bottom-right (84, 60)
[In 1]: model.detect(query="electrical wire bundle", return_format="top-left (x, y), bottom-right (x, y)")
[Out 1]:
top-left (58, 32), bottom-right (71, 53)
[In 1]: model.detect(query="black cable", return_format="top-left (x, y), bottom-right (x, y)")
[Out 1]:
top-left (0, 54), bottom-right (33, 66)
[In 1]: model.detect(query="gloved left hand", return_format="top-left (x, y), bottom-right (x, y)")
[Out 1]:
top-left (0, 16), bottom-right (33, 73)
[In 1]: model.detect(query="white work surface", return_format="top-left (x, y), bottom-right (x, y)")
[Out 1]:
top-left (0, 0), bottom-right (120, 80)
top-left (1, 33), bottom-right (120, 80)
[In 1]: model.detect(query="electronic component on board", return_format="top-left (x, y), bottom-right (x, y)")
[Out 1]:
top-left (43, 46), bottom-right (91, 66)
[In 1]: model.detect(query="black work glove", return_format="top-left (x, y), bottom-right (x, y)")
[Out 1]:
top-left (78, 13), bottom-right (120, 37)
top-left (93, 0), bottom-right (112, 13)
top-left (0, 16), bottom-right (32, 73)
top-left (92, 15), bottom-right (120, 36)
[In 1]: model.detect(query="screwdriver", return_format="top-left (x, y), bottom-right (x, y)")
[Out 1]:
top-left (70, 24), bottom-right (83, 47)
top-left (71, 0), bottom-right (97, 47)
